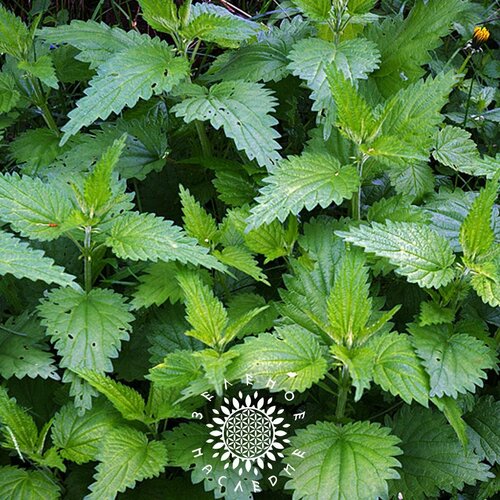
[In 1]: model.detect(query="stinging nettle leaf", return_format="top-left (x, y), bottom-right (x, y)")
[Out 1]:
top-left (0, 230), bottom-right (77, 288)
top-left (247, 152), bottom-right (359, 229)
top-left (86, 427), bottom-right (168, 500)
top-left (337, 221), bottom-right (456, 288)
top-left (106, 211), bottom-right (223, 270)
top-left (172, 81), bottom-right (282, 169)
top-left (61, 37), bottom-right (189, 144)
top-left (0, 466), bottom-right (60, 500)
top-left (409, 323), bottom-right (495, 398)
top-left (284, 420), bottom-right (402, 500)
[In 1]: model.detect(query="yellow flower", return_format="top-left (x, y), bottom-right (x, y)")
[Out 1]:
top-left (472, 26), bottom-right (490, 45)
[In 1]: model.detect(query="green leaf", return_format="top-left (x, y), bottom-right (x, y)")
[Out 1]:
top-left (367, 194), bottom-right (428, 224)
top-left (0, 313), bottom-right (58, 380)
top-left (179, 185), bottom-right (218, 245)
top-left (0, 386), bottom-right (38, 457)
top-left (61, 37), bottom-right (189, 144)
top-left (18, 55), bottom-right (58, 89)
top-left (244, 219), bottom-right (295, 263)
top-left (464, 396), bottom-right (500, 465)
top-left (419, 301), bottom-right (454, 325)
top-left (83, 136), bottom-right (126, 217)
top-left (231, 325), bottom-right (328, 392)
top-left (131, 262), bottom-right (185, 310)
top-left (38, 287), bottom-right (134, 409)
top-left (38, 20), bottom-right (143, 68)
top-left (433, 125), bottom-right (498, 178)
top-left (388, 162), bottom-right (435, 201)
top-left (330, 344), bottom-right (374, 401)
top-left (460, 173), bottom-right (499, 260)
top-left (368, 71), bottom-right (457, 163)
top-left (337, 221), bottom-right (456, 288)
top-left (148, 350), bottom-right (203, 389)
top-left (284, 420), bottom-right (401, 500)
top-left (73, 369), bottom-right (148, 423)
top-left (290, 0), bottom-right (332, 21)
top-left (182, 3), bottom-right (260, 48)
top-left (368, 0), bottom-right (466, 95)
top-left (327, 250), bottom-right (372, 345)
top-left (0, 5), bottom-right (30, 59)
top-left (0, 73), bottom-right (20, 112)
top-left (172, 81), bottom-right (281, 169)
top-left (409, 323), bottom-right (495, 398)
top-left (0, 173), bottom-right (73, 241)
top-left (470, 262), bottom-right (500, 308)
top-left (390, 405), bottom-right (492, 499)
top-left (288, 37), bottom-right (380, 137)
top-left (52, 400), bottom-right (121, 464)
top-left (0, 230), bottom-right (77, 288)
top-left (177, 271), bottom-right (228, 348)
top-left (207, 17), bottom-right (309, 83)
top-left (138, 0), bottom-right (179, 34)
top-left (370, 332), bottom-right (430, 406)
top-left (326, 66), bottom-right (376, 144)
top-left (213, 245), bottom-right (269, 284)
top-left (247, 152), bottom-right (359, 229)
top-left (193, 349), bottom-right (238, 396)
top-left (432, 395), bottom-right (469, 449)
top-left (86, 427), bottom-right (168, 500)
top-left (0, 466), bottom-right (60, 500)
top-left (106, 211), bottom-right (222, 270)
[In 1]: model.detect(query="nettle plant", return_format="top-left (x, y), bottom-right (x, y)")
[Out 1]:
top-left (0, 0), bottom-right (499, 498)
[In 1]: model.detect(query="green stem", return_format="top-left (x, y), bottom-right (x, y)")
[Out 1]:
top-left (335, 366), bottom-right (350, 420)
top-left (195, 120), bottom-right (212, 157)
top-left (462, 75), bottom-right (474, 128)
top-left (83, 226), bottom-right (92, 293)
top-left (351, 156), bottom-right (366, 220)
top-left (28, 76), bottom-right (59, 135)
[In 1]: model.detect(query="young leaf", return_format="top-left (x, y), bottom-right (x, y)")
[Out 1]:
top-left (61, 38), bottom-right (189, 143)
top-left (390, 405), bottom-right (492, 499)
top-left (0, 230), bottom-right (77, 288)
top-left (288, 37), bottom-right (380, 137)
top-left (247, 152), bottom-right (359, 229)
top-left (230, 325), bottom-right (328, 392)
top-left (52, 400), bottom-right (121, 464)
top-left (177, 271), bottom-right (227, 348)
top-left (0, 73), bottom-right (20, 112)
top-left (459, 173), bottom-right (499, 260)
top-left (0, 386), bottom-right (38, 457)
top-left (284, 420), bottom-right (401, 500)
top-left (18, 55), bottom-right (58, 89)
top-left (244, 219), bottom-right (295, 263)
top-left (212, 245), bottom-right (269, 284)
top-left (182, 3), bottom-right (260, 48)
top-left (327, 250), bottom-right (372, 346)
top-left (106, 211), bottom-right (223, 270)
top-left (337, 221), bottom-right (456, 288)
top-left (370, 332), bottom-right (430, 406)
top-left (73, 369), bottom-right (148, 423)
top-left (83, 136), bottom-right (126, 217)
top-left (172, 81), bottom-right (281, 169)
top-left (86, 427), bottom-right (168, 500)
top-left (409, 323), bottom-right (495, 398)
top-left (0, 467), bottom-right (60, 500)
top-left (290, 0), bottom-right (332, 21)
top-left (0, 5), bottom-right (30, 59)
top-left (148, 350), bottom-right (203, 389)
top-left (464, 396), bottom-right (500, 465)
top-left (38, 20), bottom-right (144, 68)
top-left (138, 0), bottom-right (179, 34)
top-left (179, 185), bottom-right (218, 245)
top-left (0, 173), bottom-right (73, 241)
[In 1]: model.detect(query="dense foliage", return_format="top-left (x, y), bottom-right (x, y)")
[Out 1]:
top-left (0, 0), bottom-right (498, 498)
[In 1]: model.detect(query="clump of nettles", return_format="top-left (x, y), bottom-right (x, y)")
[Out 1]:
top-left (0, 1), bottom-right (498, 499)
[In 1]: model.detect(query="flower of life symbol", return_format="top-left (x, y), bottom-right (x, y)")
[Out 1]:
top-left (207, 391), bottom-right (290, 476)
